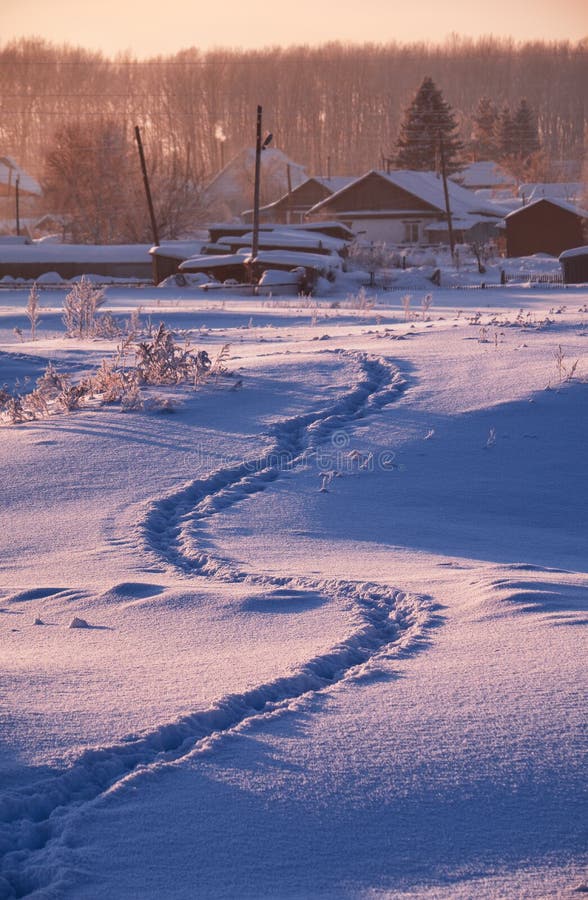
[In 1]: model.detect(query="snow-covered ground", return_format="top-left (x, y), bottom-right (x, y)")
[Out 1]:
top-left (1, 269), bottom-right (587, 899)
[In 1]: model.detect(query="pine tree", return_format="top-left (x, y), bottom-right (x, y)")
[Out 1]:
top-left (470, 97), bottom-right (499, 160)
top-left (511, 99), bottom-right (541, 159)
top-left (394, 76), bottom-right (464, 173)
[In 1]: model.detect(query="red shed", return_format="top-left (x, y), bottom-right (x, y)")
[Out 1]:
top-left (505, 198), bottom-right (587, 258)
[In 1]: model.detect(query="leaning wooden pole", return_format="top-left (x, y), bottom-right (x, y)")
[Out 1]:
top-left (134, 125), bottom-right (159, 247)
top-left (438, 133), bottom-right (455, 258)
top-left (15, 175), bottom-right (20, 237)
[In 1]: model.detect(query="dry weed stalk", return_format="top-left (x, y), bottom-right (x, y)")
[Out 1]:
top-left (1, 324), bottom-right (232, 425)
top-left (26, 282), bottom-right (41, 341)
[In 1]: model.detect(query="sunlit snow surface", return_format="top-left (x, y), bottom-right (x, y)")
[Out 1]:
top-left (0, 273), bottom-right (586, 898)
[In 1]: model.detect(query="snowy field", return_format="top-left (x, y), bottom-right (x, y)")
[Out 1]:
top-left (0, 272), bottom-right (587, 899)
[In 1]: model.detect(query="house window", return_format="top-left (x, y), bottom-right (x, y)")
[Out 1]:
top-left (403, 221), bottom-right (420, 243)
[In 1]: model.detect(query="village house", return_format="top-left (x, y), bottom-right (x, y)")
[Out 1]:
top-left (306, 170), bottom-right (506, 246)
top-left (241, 176), bottom-right (355, 225)
top-left (505, 197), bottom-right (588, 257)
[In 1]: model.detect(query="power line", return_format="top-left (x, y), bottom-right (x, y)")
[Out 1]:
top-left (0, 93), bottom-right (179, 99)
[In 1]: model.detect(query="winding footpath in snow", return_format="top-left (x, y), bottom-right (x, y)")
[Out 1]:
top-left (0, 350), bottom-right (437, 899)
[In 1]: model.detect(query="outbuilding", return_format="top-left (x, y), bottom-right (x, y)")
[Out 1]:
top-left (149, 241), bottom-right (204, 284)
top-left (505, 198), bottom-right (587, 258)
top-left (559, 245), bottom-right (588, 284)
top-left (0, 242), bottom-right (153, 281)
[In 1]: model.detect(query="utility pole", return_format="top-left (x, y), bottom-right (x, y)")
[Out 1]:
top-left (15, 175), bottom-right (20, 237)
top-left (134, 125), bottom-right (159, 247)
top-left (252, 106), bottom-right (263, 262)
top-left (438, 133), bottom-right (455, 258)
top-left (286, 163), bottom-right (292, 225)
top-left (251, 106), bottom-right (273, 268)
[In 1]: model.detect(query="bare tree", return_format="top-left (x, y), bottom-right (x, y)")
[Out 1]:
top-left (1, 36), bottom-right (586, 205)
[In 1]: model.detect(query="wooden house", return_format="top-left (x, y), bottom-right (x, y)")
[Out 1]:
top-left (307, 170), bottom-right (505, 245)
top-left (241, 176), bottom-right (355, 225)
top-left (505, 198), bottom-right (588, 258)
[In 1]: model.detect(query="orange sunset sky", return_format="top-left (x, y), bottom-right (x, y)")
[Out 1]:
top-left (0, 0), bottom-right (586, 56)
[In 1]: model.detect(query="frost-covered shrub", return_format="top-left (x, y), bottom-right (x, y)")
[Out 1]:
top-left (26, 282), bottom-right (41, 341)
top-left (1, 327), bottom-right (232, 425)
top-left (1, 394), bottom-right (29, 424)
top-left (401, 294), bottom-right (412, 320)
top-left (62, 276), bottom-right (106, 338)
top-left (134, 323), bottom-right (211, 385)
top-left (344, 287), bottom-right (375, 311)
top-left (348, 241), bottom-right (396, 271)
top-left (94, 311), bottom-right (124, 339)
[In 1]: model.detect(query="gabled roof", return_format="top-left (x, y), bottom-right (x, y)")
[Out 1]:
top-left (309, 170), bottom-right (507, 219)
top-left (505, 197), bottom-right (588, 220)
top-left (310, 176), bottom-right (357, 193)
top-left (242, 175), bottom-right (356, 218)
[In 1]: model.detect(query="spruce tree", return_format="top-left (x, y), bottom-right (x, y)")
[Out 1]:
top-left (496, 104), bottom-right (516, 159)
top-left (470, 97), bottom-right (499, 160)
top-left (512, 99), bottom-right (541, 159)
top-left (394, 76), bottom-right (463, 173)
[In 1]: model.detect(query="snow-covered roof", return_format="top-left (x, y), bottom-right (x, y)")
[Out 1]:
top-left (309, 170), bottom-right (508, 219)
top-left (252, 249), bottom-right (342, 271)
top-left (0, 157), bottom-right (42, 196)
top-left (473, 189), bottom-right (521, 215)
top-left (0, 243), bottom-right (152, 263)
top-left (179, 246), bottom-right (342, 276)
top-left (179, 253), bottom-right (246, 271)
top-left (216, 229), bottom-right (347, 253)
top-left (505, 197), bottom-right (588, 220)
top-left (424, 215), bottom-right (504, 232)
top-left (452, 161), bottom-right (516, 189)
top-left (149, 241), bottom-right (204, 260)
top-left (559, 245), bottom-right (588, 260)
top-left (285, 220), bottom-right (355, 237)
top-left (0, 235), bottom-right (30, 245)
top-left (311, 175), bottom-right (356, 193)
top-left (242, 175), bottom-right (356, 218)
top-left (519, 182), bottom-right (585, 204)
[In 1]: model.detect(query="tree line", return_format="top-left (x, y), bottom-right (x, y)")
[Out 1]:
top-left (394, 77), bottom-right (544, 178)
top-left (0, 36), bottom-right (585, 241)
